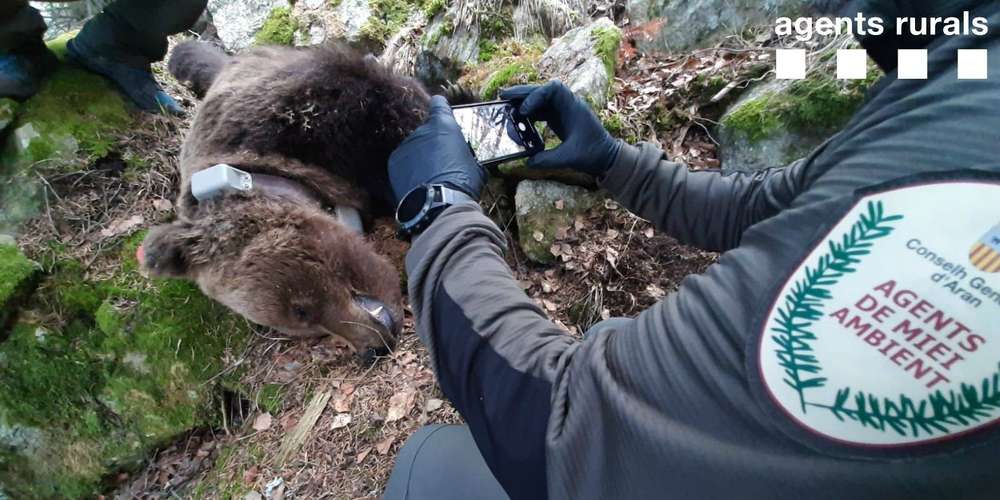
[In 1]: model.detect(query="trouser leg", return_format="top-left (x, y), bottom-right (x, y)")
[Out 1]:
top-left (74, 0), bottom-right (207, 66)
top-left (383, 424), bottom-right (511, 500)
top-left (0, 1), bottom-right (46, 54)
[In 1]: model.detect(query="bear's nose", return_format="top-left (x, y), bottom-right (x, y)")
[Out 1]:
top-left (353, 295), bottom-right (398, 337)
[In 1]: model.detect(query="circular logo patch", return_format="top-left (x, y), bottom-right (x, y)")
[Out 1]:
top-left (759, 181), bottom-right (1000, 446)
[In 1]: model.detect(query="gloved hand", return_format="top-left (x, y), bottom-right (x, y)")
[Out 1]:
top-left (389, 95), bottom-right (487, 205)
top-left (501, 81), bottom-right (622, 176)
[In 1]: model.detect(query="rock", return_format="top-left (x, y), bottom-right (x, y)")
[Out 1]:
top-left (0, 236), bottom-right (253, 498)
top-left (208, 0), bottom-right (291, 50)
top-left (513, 0), bottom-right (587, 41)
top-left (515, 180), bottom-right (602, 264)
top-left (0, 33), bottom-right (134, 233)
top-left (717, 54), bottom-right (878, 172)
top-left (0, 241), bottom-right (41, 330)
top-left (380, 12), bottom-right (427, 77)
top-left (334, 0), bottom-right (374, 42)
top-left (626, 0), bottom-right (845, 53)
top-left (537, 18), bottom-right (622, 109)
top-left (0, 98), bottom-right (18, 134)
top-left (421, 14), bottom-right (481, 81)
top-left (499, 158), bottom-right (595, 188)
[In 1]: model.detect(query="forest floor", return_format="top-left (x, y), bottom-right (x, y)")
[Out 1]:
top-left (15, 23), bottom-right (784, 500)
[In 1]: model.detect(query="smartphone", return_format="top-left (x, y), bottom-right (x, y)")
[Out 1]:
top-left (451, 100), bottom-right (544, 167)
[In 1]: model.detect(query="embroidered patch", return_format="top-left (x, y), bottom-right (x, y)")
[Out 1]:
top-left (759, 181), bottom-right (1000, 446)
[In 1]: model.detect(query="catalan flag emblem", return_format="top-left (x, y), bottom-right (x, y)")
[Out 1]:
top-left (970, 224), bottom-right (1000, 273)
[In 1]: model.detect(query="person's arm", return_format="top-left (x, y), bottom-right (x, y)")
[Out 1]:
top-left (600, 143), bottom-right (808, 252)
top-left (406, 205), bottom-right (570, 500)
top-left (501, 82), bottom-right (810, 253)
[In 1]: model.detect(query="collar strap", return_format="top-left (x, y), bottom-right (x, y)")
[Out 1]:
top-left (191, 164), bottom-right (364, 234)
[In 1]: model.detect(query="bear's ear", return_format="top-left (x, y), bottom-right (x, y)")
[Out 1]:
top-left (140, 222), bottom-right (201, 278)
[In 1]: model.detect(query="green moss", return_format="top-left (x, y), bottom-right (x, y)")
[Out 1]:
top-left (422, 0), bottom-right (445, 18)
top-left (423, 19), bottom-right (453, 47)
top-left (482, 62), bottom-right (538, 100)
top-left (359, 0), bottom-right (414, 46)
top-left (1, 34), bottom-right (134, 172)
top-left (592, 26), bottom-right (622, 78)
top-left (721, 93), bottom-right (783, 143)
top-left (0, 244), bottom-right (40, 326)
top-left (257, 383), bottom-right (286, 414)
top-left (0, 235), bottom-right (253, 496)
top-left (255, 7), bottom-right (299, 46)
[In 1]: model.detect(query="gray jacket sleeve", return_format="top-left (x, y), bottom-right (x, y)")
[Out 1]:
top-left (404, 144), bottom-right (810, 500)
top-left (599, 143), bottom-right (809, 252)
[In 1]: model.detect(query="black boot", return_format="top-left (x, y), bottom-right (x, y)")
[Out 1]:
top-left (0, 40), bottom-right (59, 101)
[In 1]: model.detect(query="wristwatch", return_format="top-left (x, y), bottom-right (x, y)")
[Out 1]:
top-left (395, 184), bottom-right (475, 238)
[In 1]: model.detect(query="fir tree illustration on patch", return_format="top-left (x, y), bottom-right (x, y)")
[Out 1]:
top-left (762, 195), bottom-right (1000, 445)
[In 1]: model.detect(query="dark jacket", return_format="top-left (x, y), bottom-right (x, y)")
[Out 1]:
top-left (405, 2), bottom-right (1000, 499)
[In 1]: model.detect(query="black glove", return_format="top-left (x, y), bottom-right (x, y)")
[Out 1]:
top-left (389, 95), bottom-right (487, 205)
top-left (501, 81), bottom-right (622, 176)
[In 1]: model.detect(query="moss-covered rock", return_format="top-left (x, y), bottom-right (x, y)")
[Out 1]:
top-left (359, 0), bottom-right (415, 47)
top-left (717, 56), bottom-right (881, 171)
top-left (515, 180), bottom-right (602, 264)
top-left (537, 18), bottom-right (621, 109)
top-left (0, 34), bottom-right (135, 233)
top-left (0, 241), bottom-right (41, 330)
top-left (0, 235), bottom-right (252, 498)
top-left (255, 7), bottom-right (300, 46)
top-left (460, 40), bottom-right (546, 100)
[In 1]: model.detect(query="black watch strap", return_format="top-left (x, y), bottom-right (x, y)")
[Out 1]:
top-left (396, 184), bottom-right (475, 239)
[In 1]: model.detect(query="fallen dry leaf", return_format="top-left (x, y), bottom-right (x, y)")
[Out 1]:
top-left (100, 214), bottom-right (144, 238)
top-left (554, 199), bottom-right (565, 210)
top-left (646, 284), bottom-right (666, 300)
top-left (331, 413), bottom-right (352, 430)
top-left (333, 383), bottom-right (355, 413)
top-left (375, 435), bottom-right (396, 455)
top-left (152, 199), bottom-right (173, 212)
top-left (532, 231), bottom-right (544, 242)
top-left (386, 389), bottom-right (417, 423)
top-left (356, 448), bottom-right (372, 464)
top-left (252, 413), bottom-right (272, 432)
top-left (425, 398), bottom-right (444, 413)
top-left (243, 466), bottom-right (260, 485)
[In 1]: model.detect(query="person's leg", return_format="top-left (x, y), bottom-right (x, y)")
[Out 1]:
top-left (0, 1), bottom-right (58, 100)
top-left (72, 0), bottom-right (208, 67)
top-left (383, 424), bottom-right (510, 500)
top-left (0, 0), bottom-right (45, 53)
top-left (66, 0), bottom-right (207, 113)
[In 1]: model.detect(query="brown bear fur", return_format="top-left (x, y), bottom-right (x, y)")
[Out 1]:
top-left (142, 42), bottom-right (436, 359)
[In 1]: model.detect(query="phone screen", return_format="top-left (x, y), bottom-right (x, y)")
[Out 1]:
top-left (452, 102), bottom-right (529, 163)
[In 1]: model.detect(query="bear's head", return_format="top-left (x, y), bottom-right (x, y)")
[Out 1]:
top-left (139, 194), bottom-right (401, 362)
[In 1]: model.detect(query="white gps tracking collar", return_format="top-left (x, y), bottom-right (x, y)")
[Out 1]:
top-left (191, 164), bottom-right (365, 234)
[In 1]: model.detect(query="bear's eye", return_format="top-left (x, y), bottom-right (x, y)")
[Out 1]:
top-left (291, 306), bottom-right (310, 322)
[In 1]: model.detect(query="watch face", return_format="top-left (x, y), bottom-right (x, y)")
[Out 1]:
top-left (396, 186), bottom-right (430, 224)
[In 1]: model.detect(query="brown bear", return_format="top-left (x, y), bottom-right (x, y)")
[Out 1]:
top-left (141, 41), bottom-right (443, 361)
